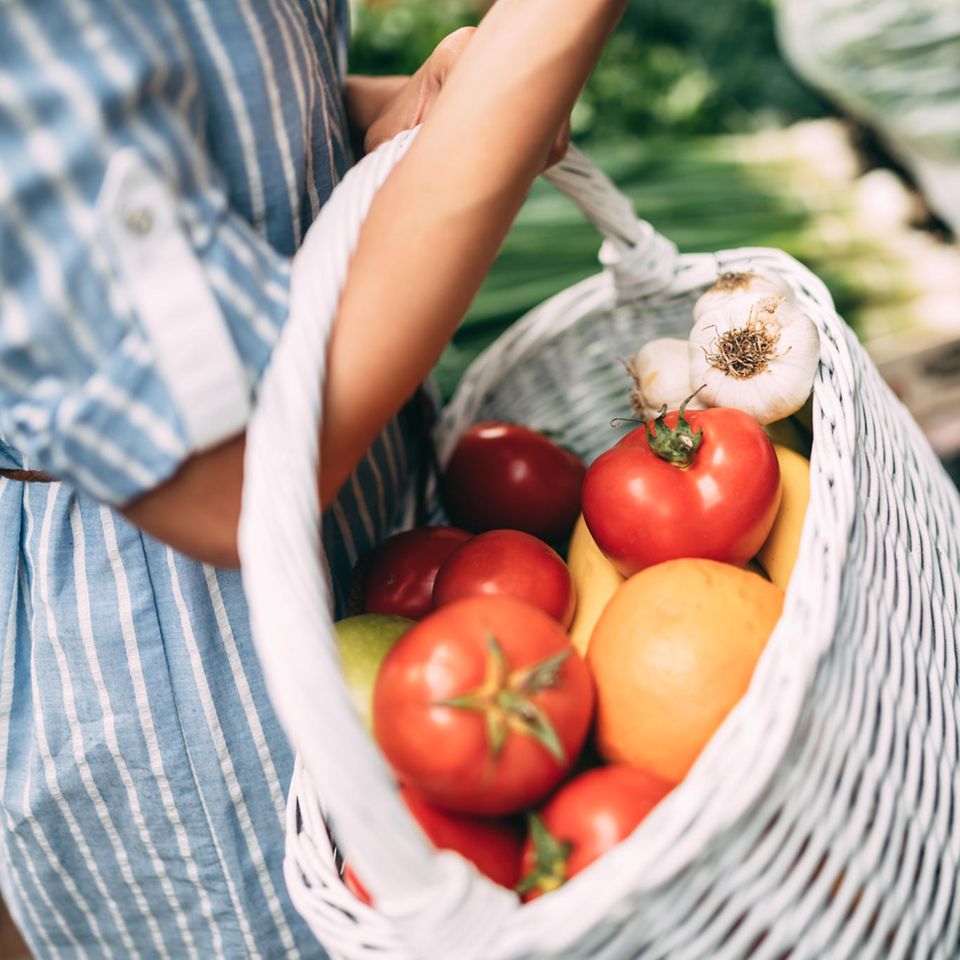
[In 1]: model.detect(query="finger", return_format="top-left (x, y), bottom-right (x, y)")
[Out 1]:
top-left (364, 115), bottom-right (393, 155)
top-left (431, 26), bottom-right (477, 79)
top-left (364, 81), bottom-right (422, 154)
top-left (364, 27), bottom-right (478, 155)
top-left (411, 26), bottom-right (477, 126)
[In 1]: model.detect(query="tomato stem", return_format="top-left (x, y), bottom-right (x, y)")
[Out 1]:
top-left (433, 635), bottom-right (570, 765)
top-left (643, 389), bottom-right (705, 468)
top-left (508, 648), bottom-right (570, 696)
top-left (499, 692), bottom-right (566, 763)
top-left (515, 814), bottom-right (573, 897)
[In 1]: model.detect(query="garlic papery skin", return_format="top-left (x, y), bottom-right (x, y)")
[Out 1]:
top-left (693, 269), bottom-right (794, 322)
top-left (626, 338), bottom-right (708, 420)
top-left (689, 295), bottom-right (821, 425)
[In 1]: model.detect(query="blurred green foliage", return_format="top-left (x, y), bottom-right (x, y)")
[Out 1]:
top-left (350, 0), bottom-right (478, 76)
top-left (350, 0), bottom-right (830, 139)
top-left (350, 1), bottom-right (879, 399)
top-left (591, 1), bottom-right (830, 137)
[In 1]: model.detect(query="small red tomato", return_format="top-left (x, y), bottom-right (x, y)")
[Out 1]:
top-left (582, 405), bottom-right (781, 577)
top-left (432, 530), bottom-right (576, 629)
top-left (363, 527), bottom-right (472, 620)
top-left (342, 784), bottom-right (523, 905)
top-left (517, 766), bottom-right (674, 901)
top-left (444, 423), bottom-right (585, 543)
top-left (373, 596), bottom-right (594, 816)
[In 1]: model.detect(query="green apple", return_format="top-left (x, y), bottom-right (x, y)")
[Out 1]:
top-left (333, 614), bottom-right (414, 732)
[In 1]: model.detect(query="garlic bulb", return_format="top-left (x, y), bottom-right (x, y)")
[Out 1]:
top-left (693, 269), bottom-right (794, 322)
top-left (625, 338), bottom-right (707, 420)
top-left (689, 295), bottom-right (820, 425)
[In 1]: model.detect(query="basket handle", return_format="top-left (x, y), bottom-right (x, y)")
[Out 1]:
top-left (238, 130), bottom-right (674, 958)
top-left (544, 143), bottom-right (678, 299)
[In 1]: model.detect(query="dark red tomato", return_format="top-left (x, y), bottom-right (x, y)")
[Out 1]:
top-left (373, 596), bottom-right (594, 816)
top-left (342, 784), bottom-right (523, 905)
top-left (444, 423), bottom-right (585, 544)
top-left (363, 527), bottom-right (472, 620)
top-left (582, 406), bottom-right (781, 577)
top-left (432, 530), bottom-right (576, 629)
top-left (518, 766), bottom-right (674, 901)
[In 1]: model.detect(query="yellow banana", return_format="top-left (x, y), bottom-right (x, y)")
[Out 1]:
top-left (756, 444), bottom-right (811, 590)
top-left (566, 514), bottom-right (624, 656)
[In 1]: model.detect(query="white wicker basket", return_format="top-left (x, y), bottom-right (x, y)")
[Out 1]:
top-left (238, 128), bottom-right (960, 960)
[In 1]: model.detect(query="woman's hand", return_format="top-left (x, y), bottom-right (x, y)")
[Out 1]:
top-left (347, 28), bottom-right (570, 167)
top-left (122, 0), bottom-right (624, 567)
top-left (319, 0), bottom-right (624, 508)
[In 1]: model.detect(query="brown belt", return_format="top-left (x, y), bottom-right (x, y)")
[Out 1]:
top-left (0, 470), bottom-right (55, 483)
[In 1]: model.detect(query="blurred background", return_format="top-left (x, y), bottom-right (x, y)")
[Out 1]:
top-left (353, 0), bottom-right (960, 484)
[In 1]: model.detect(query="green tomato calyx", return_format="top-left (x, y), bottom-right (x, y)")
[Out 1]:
top-left (515, 813), bottom-right (573, 897)
top-left (643, 389), bottom-right (705, 468)
top-left (435, 633), bottom-right (570, 764)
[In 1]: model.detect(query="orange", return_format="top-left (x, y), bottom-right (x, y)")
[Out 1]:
top-left (587, 558), bottom-right (784, 783)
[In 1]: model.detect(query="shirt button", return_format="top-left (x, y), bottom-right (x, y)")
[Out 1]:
top-left (123, 206), bottom-right (155, 236)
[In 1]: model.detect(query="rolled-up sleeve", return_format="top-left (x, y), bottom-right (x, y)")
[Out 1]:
top-left (0, 3), bottom-right (292, 504)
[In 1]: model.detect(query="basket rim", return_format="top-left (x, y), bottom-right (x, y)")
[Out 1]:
top-left (286, 241), bottom-right (862, 957)
top-left (241, 124), bottom-right (881, 957)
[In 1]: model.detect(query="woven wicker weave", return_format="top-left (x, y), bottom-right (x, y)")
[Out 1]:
top-left (238, 128), bottom-right (960, 960)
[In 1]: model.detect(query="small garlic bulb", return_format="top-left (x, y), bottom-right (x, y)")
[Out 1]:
top-left (689, 295), bottom-right (820, 425)
top-left (625, 338), bottom-right (707, 420)
top-left (693, 269), bottom-right (794, 322)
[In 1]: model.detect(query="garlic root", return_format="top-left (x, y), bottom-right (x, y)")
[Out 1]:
top-left (689, 295), bottom-right (821, 425)
top-left (693, 269), bottom-right (794, 322)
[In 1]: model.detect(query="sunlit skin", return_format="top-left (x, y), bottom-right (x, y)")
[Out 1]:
top-left (121, 1), bottom-right (627, 567)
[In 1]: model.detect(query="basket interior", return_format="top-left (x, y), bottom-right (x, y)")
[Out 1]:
top-left (457, 287), bottom-right (703, 464)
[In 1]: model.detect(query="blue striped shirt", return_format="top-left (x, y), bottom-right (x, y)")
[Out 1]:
top-left (0, 2), bottom-right (422, 955)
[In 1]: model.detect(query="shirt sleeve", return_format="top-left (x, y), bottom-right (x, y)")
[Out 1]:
top-left (0, 3), bottom-right (293, 505)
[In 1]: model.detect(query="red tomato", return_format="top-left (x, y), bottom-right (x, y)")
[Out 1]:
top-left (363, 527), bottom-right (472, 620)
top-left (443, 423), bottom-right (585, 543)
top-left (373, 596), bottom-right (594, 816)
top-left (342, 785), bottom-right (523, 905)
top-left (432, 530), bottom-right (576, 629)
top-left (582, 406), bottom-right (781, 577)
top-left (518, 766), bottom-right (674, 901)
top-left (342, 864), bottom-right (371, 904)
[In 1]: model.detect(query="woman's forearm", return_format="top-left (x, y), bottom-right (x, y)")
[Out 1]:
top-left (320, 0), bottom-right (627, 504)
top-left (122, 0), bottom-right (625, 566)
